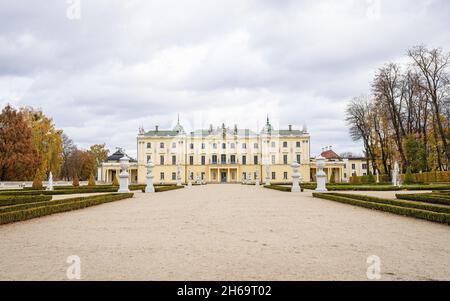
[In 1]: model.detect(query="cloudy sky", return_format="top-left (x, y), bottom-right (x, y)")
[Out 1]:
top-left (1, 0), bottom-right (449, 158)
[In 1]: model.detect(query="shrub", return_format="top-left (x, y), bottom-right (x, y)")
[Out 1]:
top-left (0, 195), bottom-right (52, 207)
top-left (0, 193), bottom-right (134, 225)
top-left (367, 172), bottom-right (375, 184)
top-left (112, 175), bottom-right (119, 186)
top-left (396, 193), bottom-right (450, 206)
top-left (404, 167), bottom-right (414, 185)
top-left (32, 174), bottom-right (43, 190)
top-left (72, 174), bottom-right (80, 187)
top-left (88, 174), bottom-right (96, 186)
top-left (312, 193), bottom-right (450, 224)
top-left (264, 185), bottom-right (303, 192)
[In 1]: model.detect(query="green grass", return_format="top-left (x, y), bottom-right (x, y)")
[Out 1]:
top-left (312, 193), bottom-right (450, 224)
top-left (0, 193), bottom-right (134, 225)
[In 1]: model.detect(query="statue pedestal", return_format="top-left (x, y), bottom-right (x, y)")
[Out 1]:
top-left (291, 162), bottom-right (301, 193)
top-left (118, 157), bottom-right (130, 193)
top-left (145, 160), bottom-right (155, 193)
top-left (315, 156), bottom-right (328, 192)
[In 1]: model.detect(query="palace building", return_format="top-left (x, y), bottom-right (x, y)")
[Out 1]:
top-left (98, 117), bottom-right (368, 184)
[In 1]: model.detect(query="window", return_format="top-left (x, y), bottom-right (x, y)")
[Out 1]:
top-left (242, 156), bottom-right (247, 165)
top-left (146, 142), bottom-right (151, 148)
top-left (296, 154), bottom-right (301, 163)
top-left (172, 155), bottom-right (176, 165)
top-left (271, 141), bottom-right (276, 148)
top-left (243, 172), bottom-right (246, 180)
top-left (190, 143), bottom-right (194, 150)
top-left (296, 141), bottom-right (301, 148)
top-left (160, 156), bottom-right (164, 165)
top-left (283, 141), bottom-right (288, 148)
top-left (344, 164), bottom-right (347, 168)
top-left (201, 143), bottom-right (205, 149)
top-left (189, 156), bottom-right (194, 165)
top-left (160, 142), bottom-right (164, 149)
top-left (230, 143), bottom-right (235, 149)
top-left (222, 143), bottom-right (226, 149)
top-left (172, 172), bottom-right (176, 180)
top-left (201, 156), bottom-right (206, 165)
top-left (254, 143), bottom-right (258, 149)
top-left (221, 154), bottom-right (226, 164)
top-left (242, 143), bottom-right (247, 149)
top-left (283, 155), bottom-right (288, 165)
top-left (201, 172), bottom-right (205, 180)
top-left (212, 155), bottom-right (218, 164)
top-left (344, 173), bottom-right (347, 178)
top-left (213, 143), bottom-right (217, 149)
top-left (284, 172), bottom-right (288, 180)
top-left (272, 155), bottom-right (276, 164)
top-left (272, 172), bottom-right (276, 180)
top-left (160, 172), bottom-right (165, 180)
top-left (362, 164), bottom-right (368, 170)
top-left (230, 155), bottom-right (236, 164)
top-left (254, 155), bottom-right (258, 165)
top-left (352, 164), bottom-right (356, 170)
top-left (172, 142), bottom-right (176, 148)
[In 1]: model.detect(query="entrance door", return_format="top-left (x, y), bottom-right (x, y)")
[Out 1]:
top-left (221, 171), bottom-right (227, 183)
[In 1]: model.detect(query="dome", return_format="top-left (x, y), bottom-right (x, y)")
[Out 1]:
top-left (173, 115), bottom-right (185, 134)
top-left (261, 116), bottom-right (273, 134)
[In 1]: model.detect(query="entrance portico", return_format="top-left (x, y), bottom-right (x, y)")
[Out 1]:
top-left (209, 167), bottom-right (238, 183)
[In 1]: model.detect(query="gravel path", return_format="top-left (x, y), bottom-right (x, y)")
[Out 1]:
top-left (0, 185), bottom-right (449, 280)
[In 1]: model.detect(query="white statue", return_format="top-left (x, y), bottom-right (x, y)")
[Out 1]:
top-left (187, 168), bottom-right (192, 188)
top-left (291, 161), bottom-right (301, 193)
top-left (145, 159), bottom-right (155, 193)
top-left (265, 164), bottom-right (270, 186)
top-left (375, 169), bottom-right (379, 184)
top-left (247, 172), bottom-right (252, 185)
top-left (392, 161), bottom-right (400, 187)
top-left (255, 168), bottom-right (260, 186)
top-left (315, 156), bottom-right (328, 192)
top-left (118, 157), bottom-right (130, 193)
top-left (176, 161), bottom-right (182, 186)
top-left (46, 172), bottom-right (54, 191)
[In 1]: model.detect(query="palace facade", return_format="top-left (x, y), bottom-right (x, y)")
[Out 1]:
top-left (98, 117), bottom-right (368, 184)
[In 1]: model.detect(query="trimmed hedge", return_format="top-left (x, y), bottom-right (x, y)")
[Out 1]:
top-left (0, 187), bottom-right (118, 196)
top-left (329, 193), bottom-right (450, 214)
top-left (0, 193), bottom-right (134, 225)
top-left (264, 185), bottom-right (304, 192)
top-left (313, 193), bottom-right (450, 224)
top-left (0, 195), bottom-right (52, 207)
top-left (396, 193), bottom-right (450, 206)
top-left (141, 185), bottom-right (185, 193)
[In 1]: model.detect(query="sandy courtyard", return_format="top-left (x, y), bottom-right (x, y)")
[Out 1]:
top-left (0, 184), bottom-right (449, 281)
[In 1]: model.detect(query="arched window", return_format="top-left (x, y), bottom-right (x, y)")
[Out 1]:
top-left (147, 142), bottom-right (151, 148)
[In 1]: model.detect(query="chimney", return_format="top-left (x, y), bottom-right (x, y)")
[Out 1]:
top-left (288, 125), bottom-right (292, 131)
top-left (155, 125), bottom-right (159, 132)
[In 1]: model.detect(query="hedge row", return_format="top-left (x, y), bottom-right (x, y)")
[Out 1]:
top-left (141, 185), bottom-right (185, 193)
top-left (329, 193), bottom-right (450, 214)
top-left (312, 193), bottom-right (450, 224)
top-left (0, 187), bottom-right (118, 196)
top-left (264, 185), bottom-right (304, 192)
top-left (400, 171), bottom-right (450, 183)
top-left (396, 193), bottom-right (450, 206)
top-left (0, 193), bottom-right (134, 225)
top-left (0, 195), bottom-right (52, 207)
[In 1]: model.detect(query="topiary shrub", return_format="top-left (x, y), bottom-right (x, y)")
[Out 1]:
top-left (72, 174), bottom-right (80, 187)
top-left (404, 167), bottom-right (414, 184)
top-left (31, 173), bottom-right (43, 190)
top-left (88, 174), bottom-right (96, 186)
top-left (112, 175), bottom-right (119, 186)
